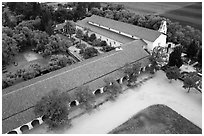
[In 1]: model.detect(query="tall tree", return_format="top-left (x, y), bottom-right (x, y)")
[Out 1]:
top-left (186, 40), bottom-right (199, 59)
top-left (2, 34), bottom-right (19, 65)
top-left (168, 46), bottom-right (183, 68)
top-left (64, 21), bottom-right (76, 38)
top-left (183, 76), bottom-right (196, 93)
top-left (75, 29), bottom-right (84, 44)
top-left (165, 66), bottom-right (181, 82)
top-left (34, 90), bottom-right (71, 129)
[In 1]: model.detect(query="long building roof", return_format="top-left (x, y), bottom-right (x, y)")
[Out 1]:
top-left (76, 16), bottom-right (134, 44)
top-left (76, 15), bottom-right (162, 42)
top-left (2, 40), bottom-right (149, 133)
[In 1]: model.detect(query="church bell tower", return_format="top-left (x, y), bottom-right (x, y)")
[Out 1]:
top-left (158, 20), bottom-right (167, 35)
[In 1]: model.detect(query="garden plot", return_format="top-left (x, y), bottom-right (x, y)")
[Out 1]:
top-left (27, 70), bottom-right (201, 134)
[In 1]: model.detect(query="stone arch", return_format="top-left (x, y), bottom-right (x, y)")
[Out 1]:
top-left (116, 79), bottom-right (120, 84)
top-left (94, 89), bottom-right (101, 95)
top-left (103, 86), bottom-right (108, 92)
top-left (7, 130), bottom-right (18, 134)
top-left (140, 67), bottom-right (143, 72)
top-left (70, 100), bottom-right (79, 107)
top-left (31, 119), bottom-right (40, 127)
top-left (42, 115), bottom-right (47, 122)
top-left (122, 75), bottom-right (128, 83)
top-left (20, 125), bottom-right (29, 132)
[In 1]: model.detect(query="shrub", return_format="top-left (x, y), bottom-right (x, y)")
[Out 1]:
top-left (89, 33), bottom-right (96, 42)
top-left (92, 39), bottom-right (101, 46)
top-left (80, 47), bottom-right (99, 59)
top-left (2, 78), bottom-right (13, 89)
top-left (100, 41), bottom-right (107, 47)
top-left (76, 43), bottom-right (87, 50)
top-left (101, 46), bottom-right (115, 52)
top-left (48, 54), bottom-right (70, 70)
top-left (34, 90), bottom-right (71, 130)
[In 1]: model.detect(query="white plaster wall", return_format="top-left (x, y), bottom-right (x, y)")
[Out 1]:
top-left (88, 31), bottom-right (122, 47)
top-left (152, 34), bottom-right (167, 49)
top-left (143, 40), bottom-right (153, 51)
top-left (143, 34), bottom-right (166, 52)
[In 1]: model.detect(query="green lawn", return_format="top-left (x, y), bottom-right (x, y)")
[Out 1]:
top-left (5, 51), bottom-right (49, 76)
top-left (109, 104), bottom-right (202, 134)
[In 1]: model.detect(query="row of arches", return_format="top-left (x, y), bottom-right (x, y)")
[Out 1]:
top-left (7, 117), bottom-right (43, 134)
top-left (7, 65), bottom-right (149, 134)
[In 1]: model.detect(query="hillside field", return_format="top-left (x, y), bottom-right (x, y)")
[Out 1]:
top-left (110, 2), bottom-right (202, 30)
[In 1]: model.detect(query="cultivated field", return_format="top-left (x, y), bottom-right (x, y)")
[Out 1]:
top-left (111, 2), bottom-right (202, 30)
top-left (110, 104), bottom-right (202, 134)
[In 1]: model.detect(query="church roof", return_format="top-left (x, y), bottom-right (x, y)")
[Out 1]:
top-left (76, 15), bottom-right (162, 42)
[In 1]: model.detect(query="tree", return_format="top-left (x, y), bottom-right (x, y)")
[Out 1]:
top-left (80, 47), bottom-right (99, 59)
top-left (74, 85), bottom-right (95, 112)
top-left (2, 34), bottom-right (19, 65)
top-left (87, 2), bottom-right (101, 11)
top-left (103, 77), bottom-right (122, 100)
top-left (90, 7), bottom-right (103, 16)
top-left (186, 40), bottom-right (199, 59)
top-left (34, 90), bottom-right (71, 130)
top-left (2, 7), bottom-right (17, 28)
top-left (16, 18), bottom-right (41, 30)
top-left (64, 21), bottom-right (76, 38)
top-left (197, 48), bottom-right (202, 65)
top-left (183, 76), bottom-right (196, 93)
top-left (122, 63), bottom-right (141, 85)
top-left (148, 56), bottom-right (158, 74)
top-left (165, 66), bottom-right (181, 82)
top-left (75, 29), bottom-right (84, 44)
top-left (2, 26), bottom-right (14, 37)
top-left (32, 30), bottom-right (49, 53)
top-left (48, 55), bottom-right (71, 70)
top-left (168, 46), bottom-right (183, 68)
top-left (92, 39), bottom-right (101, 46)
top-left (73, 2), bottom-right (87, 21)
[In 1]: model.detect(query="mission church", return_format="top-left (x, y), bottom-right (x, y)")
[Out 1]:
top-left (75, 15), bottom-right (167, 52)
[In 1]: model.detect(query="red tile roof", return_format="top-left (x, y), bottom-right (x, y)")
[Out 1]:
top-left (76, 15), bottom-right (162, 42)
